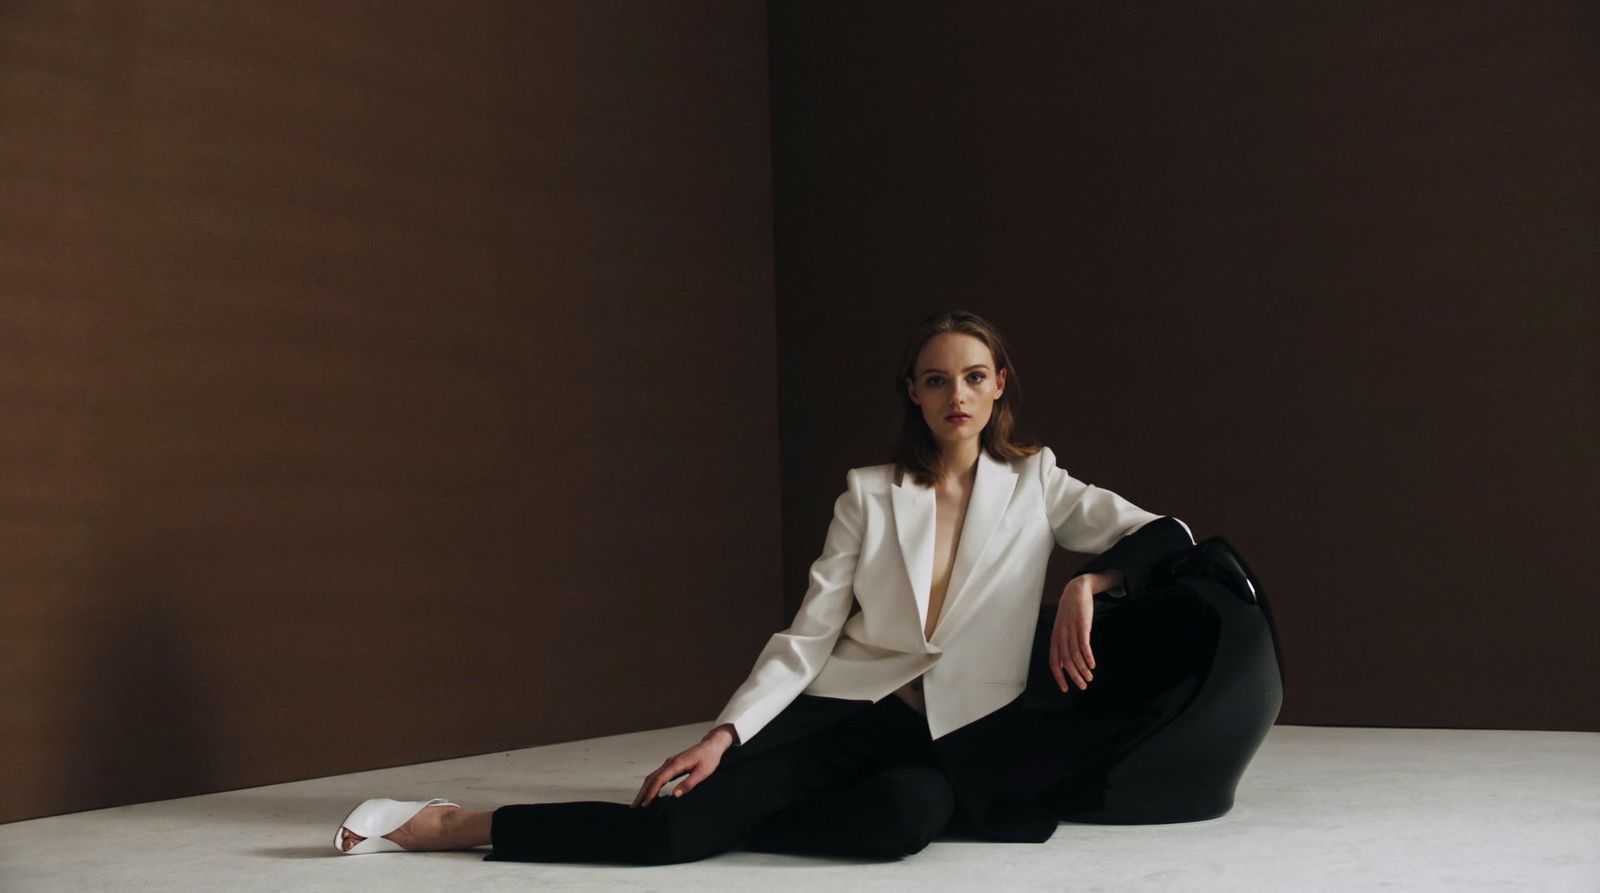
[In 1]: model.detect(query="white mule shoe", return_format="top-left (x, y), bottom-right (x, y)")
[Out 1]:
top-left (334, 797), bottom-right (460, 855)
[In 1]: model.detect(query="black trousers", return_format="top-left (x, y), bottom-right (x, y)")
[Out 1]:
top-left (484, 693), bottom-right (961, 864)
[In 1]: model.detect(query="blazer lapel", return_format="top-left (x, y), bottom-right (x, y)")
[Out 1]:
top-left (890, 449), bottom-right (1020, 649)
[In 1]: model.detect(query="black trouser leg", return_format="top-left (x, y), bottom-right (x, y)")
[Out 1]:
top-left (744, 694), bottom-right (956, 859)
top-left (484, 695), bottom-right (947, 865)
top-left (485, 740), bottom-right (862, 864)
top-left (744, 761), bottom-right (957, 859)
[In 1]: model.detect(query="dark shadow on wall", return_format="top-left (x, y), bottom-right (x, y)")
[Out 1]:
top-left (61, 531), bottom-right (220, 816)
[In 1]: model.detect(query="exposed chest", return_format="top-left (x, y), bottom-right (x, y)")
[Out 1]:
top-left (925, 486), bottom-right (972, 640)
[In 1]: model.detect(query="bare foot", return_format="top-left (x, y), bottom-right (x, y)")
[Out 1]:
top-left (339, 804), bottom-right (463, 852)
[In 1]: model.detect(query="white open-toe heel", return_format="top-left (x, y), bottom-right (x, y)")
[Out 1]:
top-left (334, 797), bottom-right (460, 855)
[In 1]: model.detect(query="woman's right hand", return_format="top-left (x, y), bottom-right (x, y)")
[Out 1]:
top-left (629, 728), bottom-right (734, 809)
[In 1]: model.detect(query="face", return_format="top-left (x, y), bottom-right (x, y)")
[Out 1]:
top-left (905, 332), bottom-right (1007, 451)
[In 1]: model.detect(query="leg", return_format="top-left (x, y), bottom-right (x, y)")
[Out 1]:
top-left (744, 761), bottom-right (957, 859)
top-left (485, 708), bottom-right (901, 865)
top-left (747, 695), bottom-right (956, 859)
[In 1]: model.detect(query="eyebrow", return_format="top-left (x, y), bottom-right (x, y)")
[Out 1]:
top-left (918, 364), bottom-right (991, 376)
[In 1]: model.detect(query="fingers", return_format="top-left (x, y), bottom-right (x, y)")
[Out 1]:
top-left (1051, 620), bottom-right (1096, 692)
top-left (1071, 645), bottom-right (1093, 688)
top-left (1066, 623), bottom-right (1092, 686)
top-left (630, 758), bottom-right (684, 809)
top-left (1066, 645), bottom-right (1089, 690)
top-left (630, 750), bottom-right (720, 808)
top-left (1070, 621), bottom-right (1095, 687)
top-left (676, 763), bottom-right (714, 798)
top-left (1053, 627), bottom-right (1087, 691)
top-left (629, 773), bottom-right (655, 809)
top-left (1079, 622), bottom-right (1096, 672)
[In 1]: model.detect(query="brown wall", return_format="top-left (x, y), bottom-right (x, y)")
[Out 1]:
top-left (0, 1), bottom-right (778, 824)
top-left (768, 3), bottom-right (1598, 731)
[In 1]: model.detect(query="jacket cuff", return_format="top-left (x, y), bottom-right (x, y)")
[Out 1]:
top-left (1074, 515), bottom-right (1195, 600)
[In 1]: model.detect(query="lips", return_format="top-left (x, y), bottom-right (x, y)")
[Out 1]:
top-left (945, 413), bottom-right (971, 421)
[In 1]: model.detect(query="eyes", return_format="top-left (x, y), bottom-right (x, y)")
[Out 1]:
top-left (924, 372), bottom-right (987, 387)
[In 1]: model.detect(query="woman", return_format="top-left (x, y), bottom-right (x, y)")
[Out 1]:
top-left (333, 309), bottom-right (1193, 860)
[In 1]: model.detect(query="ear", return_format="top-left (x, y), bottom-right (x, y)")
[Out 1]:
top-left (995, 367), bottom-right (1006, 400)
top-left (905, 376), bottom-right (919, 405)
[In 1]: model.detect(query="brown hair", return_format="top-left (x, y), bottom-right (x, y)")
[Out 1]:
top-left (890, 310), bottom-right (1043, 487)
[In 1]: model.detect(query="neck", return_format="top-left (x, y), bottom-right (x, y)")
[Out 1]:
top-left (935, 439), bottom-right (981, 489)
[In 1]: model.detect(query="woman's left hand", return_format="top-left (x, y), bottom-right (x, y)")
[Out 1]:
top-left (1050, 575), bottom-right (1100, 692)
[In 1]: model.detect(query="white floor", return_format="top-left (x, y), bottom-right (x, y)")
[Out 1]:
top-left (1, 723), bottom-right (1596, 892)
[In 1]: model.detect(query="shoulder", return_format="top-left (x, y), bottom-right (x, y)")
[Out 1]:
top-left (846, 461), bottom-right (898, 493)
top-left (1022, 445), bottom-right (1056, 467)
top-left (1015, 445), bottom-right (1058, 480)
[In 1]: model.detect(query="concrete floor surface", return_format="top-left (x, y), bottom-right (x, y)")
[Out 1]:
top-left (1, 723), bottom-right (1596, 892)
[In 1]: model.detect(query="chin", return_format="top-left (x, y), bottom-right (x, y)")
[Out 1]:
top-left (933, 427), bottom-right (982, 446)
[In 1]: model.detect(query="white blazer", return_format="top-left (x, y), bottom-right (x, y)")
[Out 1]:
top-left (713, 445), bottom-right (1195, 744)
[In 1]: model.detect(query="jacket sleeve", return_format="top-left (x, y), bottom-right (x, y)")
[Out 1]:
top-left (1040, 445), bottom-right (1196, 600)
top-left (712, 467), bottom-right (865, 748)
